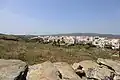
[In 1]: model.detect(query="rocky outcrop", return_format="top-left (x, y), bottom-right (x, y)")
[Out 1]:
top-left (72, 59), bottom-right (120, 80)
top-left (26, 61), bottom-right (61, 80)
top-left (72, 60), bottom-right (114, 80)
top-left (97, 58), bottom-right (120, 80)
top-left (54, 62), bottom-right (81, 80)
top-left (72, 60), bottom-right (99, 79)
top-left (0, 59), bottom-right (28, 80)
top-left (0, 58), bottom-right (120, 80)
top-left (86, 66), bottom-right (114, 80)
top-left (97, 58), bottom-right (120, 75)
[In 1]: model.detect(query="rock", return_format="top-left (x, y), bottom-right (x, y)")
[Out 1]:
top-left (86, 66), bottom-right (114, 80)
top-left (0, 59), bottom-right (28, 80)
top-left (72, 60), bottom-right (99, 78)
top-left (54, 62), bottom-right (81, 80)
top-left (72, 63), bottom-right (82, 71)
top-left (78, 60), bottom-right (99, 71)
top-left (27, 61), bottom-right (61, 80)
top-left (97, 58), bottom-right (120, 75)
top-left (114, 74), bottom-right (120, 80)
top-left (72, 60), bottom-right (114, 80)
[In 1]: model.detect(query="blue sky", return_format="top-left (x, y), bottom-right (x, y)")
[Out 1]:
top-left (0, 0), bottom-right (120, 35)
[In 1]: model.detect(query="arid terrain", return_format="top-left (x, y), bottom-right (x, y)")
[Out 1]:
top-left (0, 34), bottom-right (120, 80)
top-left (0, 34), bottom-right (119, 65)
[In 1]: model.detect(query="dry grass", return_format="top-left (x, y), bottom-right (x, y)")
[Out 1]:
top-left (0, 40), bottom-right (118, 65)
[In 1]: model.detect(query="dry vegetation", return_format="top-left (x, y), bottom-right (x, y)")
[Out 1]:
top-left (0, 36), bottom-right (119, 65)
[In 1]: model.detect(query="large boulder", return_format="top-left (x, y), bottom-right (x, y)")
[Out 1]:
top-left (97, 58), bottom-right (120, 75)
top-left (0, 59), bottom-right (28, 80)
top-left (27, 61), bottom-right (61, 80)
top-left (86, 66), bottom-right (114, 80)
top-left (97, 58), bottom-right (120, 80)
top-left (73, 60), bottom-right (99, 71)
top-left (54, 62), bottom-right (81, 80)
top-left (72, 60), bottom-right (114, 80)
top-left (72, 60), bottom-right (99, 77)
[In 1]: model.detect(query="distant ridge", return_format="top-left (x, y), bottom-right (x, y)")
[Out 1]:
top-left (0, 33), bottom-right (120, 39)
top-left (41, 33), bottom-right (120, 38)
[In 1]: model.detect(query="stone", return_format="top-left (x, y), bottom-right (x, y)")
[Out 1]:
top-left (72, 60), bottom-right (99, 77)
top-left (97, 58), bottom-right (120, 75)
top-left (27, 61), bottom-right (61, 80)
top-left (78, 60), bottom-right (99, 71)
top-left (0, 59), bottom-right (28, 80)
top-left (114, 74), bottom-right (120, 80)
top-left (54, 62), bottom-right (81, 80)
top-left (86, 66), bottom-right (114, 80)
top-left (72, 60), bottom-right (114, 80)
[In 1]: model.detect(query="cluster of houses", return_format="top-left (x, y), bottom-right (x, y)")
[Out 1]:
top-left (30, 36), bottom-right (120, 50)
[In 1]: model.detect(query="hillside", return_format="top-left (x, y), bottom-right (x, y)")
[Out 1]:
top-left (1, 33), bottom-right (120, 38)
top-left (49, 33), bottom-right (120, 38)
top-left (0, 34), bottom-right (119, 65)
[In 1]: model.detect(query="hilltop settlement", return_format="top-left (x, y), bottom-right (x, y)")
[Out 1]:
top-left (30, 35), bottom-right (120, 50)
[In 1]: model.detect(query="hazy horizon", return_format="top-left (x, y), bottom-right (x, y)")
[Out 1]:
top-left (1, 32), bottom-right (120, 36)
top-left (0, 0), bottom-right (120, 35)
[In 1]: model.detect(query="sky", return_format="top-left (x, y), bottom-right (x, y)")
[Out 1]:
top-left (0, 0), bottom-right (120, 35)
